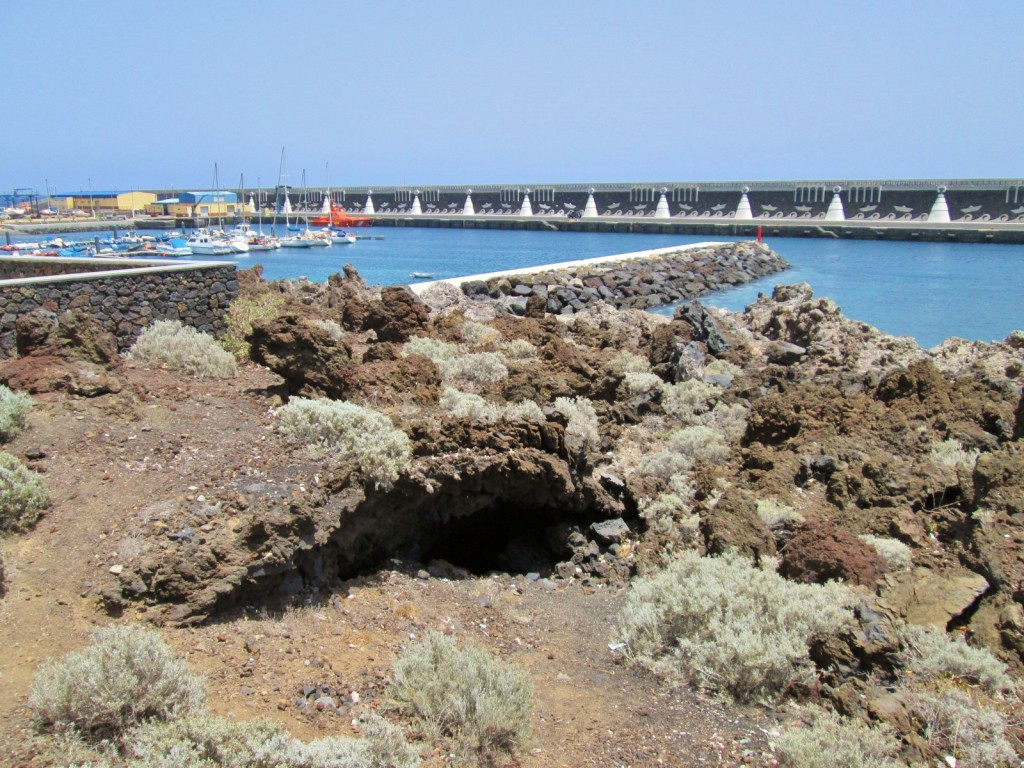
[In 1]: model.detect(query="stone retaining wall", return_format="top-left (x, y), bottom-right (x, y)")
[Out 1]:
top-left (459, 242), bottom-right (788, 315)
top-left (0, 257), bottom-right (238, 355)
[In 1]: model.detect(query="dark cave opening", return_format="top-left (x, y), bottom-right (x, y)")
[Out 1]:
top-left (416, 503), bottom-right (576, 577)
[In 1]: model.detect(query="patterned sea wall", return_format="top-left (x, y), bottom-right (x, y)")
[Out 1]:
top-left (0, 257), bottom-right (237, 355)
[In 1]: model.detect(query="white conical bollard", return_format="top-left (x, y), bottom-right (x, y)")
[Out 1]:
top-left (320, 194), bottom-right (331, 214)
top-left (655, 189), bottom-right (670, 218)
top-left (462, 190), bottom-right (475, 216)
top-left (928, 187), bottom-right (951, 223)
top-left (735, 188), bottom-right (753, 220)
top-left (364, 192), bottom-right (375, 215)
top-left (520, 190), bottom-right (533, 216)
top-left (583, 189), bottom-right (598, 218)
top-left (825, 187), bottom-right (845, 221)
top-left (282, 196), bottom-right (292, 215)
top-left (410, 192), bottom-right (422, 215)
top-left (247, 195), bottom-right (256, 214)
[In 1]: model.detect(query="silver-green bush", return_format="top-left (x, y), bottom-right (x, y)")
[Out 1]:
top-left (903, 685), bottom-right (1018, 768)
top-left (29, 626), bottom-right (205, 740)
top-left (0, 450), bottom-right (50, 531)
top-left (858, 534), bottom-right (912, 570)
top-left (928, 438), bottom-right (980, 469)
top-left (756, 498), bottom-right (804, 530)
top-left (439, 388), bottom-right (503, 424)
top-left (275, 398), bottom-right (411, 490)
top-left (499, 338), bottom-right (538, 360)
top-left (390, 632), bottom-right (533, 758)
top-left (503, 399), bottom-right (546, 424)
top-left (666, 424), bottom-right (730, 465)
top-left (609, 350), bottom-right (652, 375)
top-left (553, 396), bottom-right (600, 454)
top-left (0, 384), bottom-right (32, 442)
top-left (775, 709), bottom-right (904, 768)
top-left (897, 624), bottom-right (1016, 694)
top-left (128, 320), bottom-right (237, 378)
top-left (618, 550), bottom-right (854, 701)
top-left (461, 320), bottom-right (500, 347)
top-left (623, 372), bottom-right (664, 396)
top-left (401, 337), bottom-right (507, 390)
top-left (126, 713), bottom-right (419, 768)
top-left (662, 379), bottom-right (720, 420)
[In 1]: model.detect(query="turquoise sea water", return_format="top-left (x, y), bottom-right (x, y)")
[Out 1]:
top-left (8, 226), bottom-right (1024, 348)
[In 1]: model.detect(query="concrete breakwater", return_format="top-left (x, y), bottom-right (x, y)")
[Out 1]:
top-left (410, 241), bottom-right (787, 315)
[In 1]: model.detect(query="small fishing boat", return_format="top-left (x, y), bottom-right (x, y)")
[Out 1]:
top-left (185, 230), bottom-right (233, 256)
top-left (153, 238), bottom-right (193, 257)
top-left (330, 228), bottom-right (356, 244)
top-left (409, 271), bottom-right (434, 279)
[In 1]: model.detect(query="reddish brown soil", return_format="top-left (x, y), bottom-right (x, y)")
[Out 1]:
top-left (0, 362), bottom-right (782, 768)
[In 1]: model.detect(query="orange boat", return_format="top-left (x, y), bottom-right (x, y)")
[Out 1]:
top-left (310, 201), bottom-right (372, 228)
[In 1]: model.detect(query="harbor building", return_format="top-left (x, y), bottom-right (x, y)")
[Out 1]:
top-left (146, 191), bottom-right (239, 220)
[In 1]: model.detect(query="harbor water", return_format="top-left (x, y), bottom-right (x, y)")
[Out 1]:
top-left (5, 226), bottom-right (1024, 349)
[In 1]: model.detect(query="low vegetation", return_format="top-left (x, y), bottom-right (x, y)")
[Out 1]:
top-left (553, 396), bottom-right (600, 454)
top-left (390, 632), bottom-right (533, 760)
top-left (125, 712), bottom-right (420, 768)
top-left (775, 709), bottom-right (904, 768)
top-left (0, 450), bottom-right (50, 532)
top-left (618, 550), bottom-right (854, 701)
top-left (0, 383), bottom-right (33, 442)
top-left (401, 336), bottom-right (509, 390)
top-left (28, 627), bottom-right (421, 767)
top-left (128, 319), bottom-right (237, 378)
top-left (29, 625), bottom-right (206, 741)
top-left (275, 397), bottom-right (411, 490)
top-left (220, 292), bottom-right (286, 359)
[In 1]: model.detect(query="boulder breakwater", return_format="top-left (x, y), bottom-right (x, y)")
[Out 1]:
top-left (410, 241), bottom-right (788, 315)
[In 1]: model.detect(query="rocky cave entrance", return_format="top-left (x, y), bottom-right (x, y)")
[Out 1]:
top-left (415, 502), bottom-right (575, 577)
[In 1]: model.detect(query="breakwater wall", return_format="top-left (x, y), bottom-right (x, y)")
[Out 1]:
top-left (0, 256), bottom-right (238, 355)
top-left (411, 241), bottom-right (787, 315)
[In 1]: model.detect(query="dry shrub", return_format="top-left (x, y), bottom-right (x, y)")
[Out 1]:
top-left (439, 388), bottom-right (503, 424)
top-left (29, 626), bottom-right (205, 741)
top-left (0, 450), bottom-right (50, 532)
top-left (128, 320), bottom-right (237, 378)
top-left (500, 338), bottom-right (538, 360)
top-left (0, 384), bottom-right (32, 442)
top-left (618, 550), bottom-right (853, 701)
top-left (553, 396), bottom-right (600, 454)
top-left (858, 534), bottom-right (912, 570)
top-left (756, 498), bottom-right (804, 530)
top-left (390, 632), bottom-right (532, 759)
top-left (775, 709), bottom-right (904, 768)
top-left (220, 292), bottom-right (286, 359)
top-left (126, 712), bottom-right (419, 768)
top-left (609, 351), bottom-right (651, 375)
top-left (276, 398), bottom-right (411, 490)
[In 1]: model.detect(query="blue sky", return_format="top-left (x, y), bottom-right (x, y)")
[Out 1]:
top-left (3, 0), bottom-right (1022, 193)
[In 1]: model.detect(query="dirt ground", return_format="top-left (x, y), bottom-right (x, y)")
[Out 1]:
top-left (0, 361), bottom-right (785, 768)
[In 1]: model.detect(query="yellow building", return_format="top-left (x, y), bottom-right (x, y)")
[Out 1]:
top-left (146, 191), bottom-right (239, 218)
top-left (117, 191), bottom-right (157, 211)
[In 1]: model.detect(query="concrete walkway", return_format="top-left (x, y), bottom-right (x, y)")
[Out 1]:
top-left (407, 241), bottom-right (722, 294)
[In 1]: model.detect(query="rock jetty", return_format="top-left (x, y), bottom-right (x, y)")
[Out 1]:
top-left (446, 241), bottom-right (787, 315)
